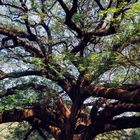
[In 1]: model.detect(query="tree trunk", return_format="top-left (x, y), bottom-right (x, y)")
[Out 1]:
top-left (73, 134), bottom-right (82, 140)
top-left (57, 134), bottom-right (82, 140)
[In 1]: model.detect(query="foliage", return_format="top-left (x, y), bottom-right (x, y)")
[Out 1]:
top-left (0, 0), bottom-right (140, 140)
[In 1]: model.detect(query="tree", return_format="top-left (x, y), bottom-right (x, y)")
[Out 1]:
top-left (0, 0), bottom-right (140, 140)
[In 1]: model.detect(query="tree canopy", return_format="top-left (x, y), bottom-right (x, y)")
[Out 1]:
top-left (0, 0), bottom-right (140, 140)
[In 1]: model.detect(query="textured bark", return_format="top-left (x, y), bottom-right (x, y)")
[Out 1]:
top-left (85, 85), bottom-right (140, 103)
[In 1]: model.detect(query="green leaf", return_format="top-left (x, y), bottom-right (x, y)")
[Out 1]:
top-left (21, 14), bottom-right (28, 20)
top-left (73, 13), bottom-right (84, 22)
top-left (131, 2), bottom-right (140, 13)
top-left (107, 7), bottom-right (118, 14)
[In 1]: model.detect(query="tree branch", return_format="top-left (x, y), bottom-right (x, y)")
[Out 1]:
top-left (55, 96), bottom-right (70, 119)
top-left (84, 85), bottom-right (140, 103)
top-left (23, 127), bottom-right (35, 140)
top-left (0, 70), bottom-right (44, 80)
top-left (105, 116), bottom-right (140, 132)
top-left (94, 0), bottom-right (104, 10)
top-left (57, 0), bottom-right (83, 38)
top-left (0, 106), bottom-right (61, 130)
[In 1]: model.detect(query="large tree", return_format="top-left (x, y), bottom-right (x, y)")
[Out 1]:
top-left (0, 0), bottom-right (140, 140)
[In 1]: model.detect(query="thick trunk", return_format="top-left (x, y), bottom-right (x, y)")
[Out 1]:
top-left (57, 134), bottom-right (82, 140)
top-left (73, 134), bottom-right (82, 140)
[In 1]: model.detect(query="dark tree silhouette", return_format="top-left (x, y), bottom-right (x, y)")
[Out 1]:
top-left (0, 0), bottom-right (140, 140)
